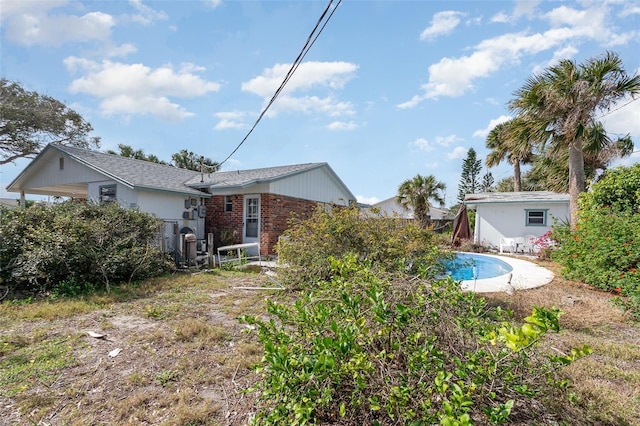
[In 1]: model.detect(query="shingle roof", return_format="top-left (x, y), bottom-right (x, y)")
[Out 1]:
top-left (53, 144), bottom-right (206, 196)
top-left (464, 191), bottom-right (570, 204)
top-left (185, 163), bottom-right (327, 189)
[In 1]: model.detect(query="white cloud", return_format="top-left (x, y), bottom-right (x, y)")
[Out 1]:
top-left (3, 9), bottom-right (114, 46)
top-left (399, 3), bottom-right (630, 108)
top-left (214, 111), bottom-right (248, 130)
top-left (208, 0), bottom-right (223, 9)
top-left (490, 12), bottom-right (510, 24)
top-left (473, 115), bottom-right (512, 138)
top-left (448, 146), bottom-right (468, 160)
top-left (326, 121), bottom-right (358, 131)
top-left (242, 61), bottom-right (358, 117)
top-left (413, 138), bottom-right (434, 152)
top-left (64, 58), bottom-right (221, 121)
top-left (601, 97), bottom-right (640, 138)
top-left (128, 0), bottom-right (167, 26)
top-left (357, 195), bottom-right (380, 205)
top-left (413, 135), bottom-right (460, 152)
top-left (419, 11), bottom-right (465, 41)
top-left (242, 61), bottom-right (358, 97)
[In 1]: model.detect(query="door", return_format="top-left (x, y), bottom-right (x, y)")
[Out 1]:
top-left (243, 195), bottom-right (260, 249)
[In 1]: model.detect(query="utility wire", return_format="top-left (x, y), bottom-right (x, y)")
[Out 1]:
top-left (218, 0), bottom-right (342, 168)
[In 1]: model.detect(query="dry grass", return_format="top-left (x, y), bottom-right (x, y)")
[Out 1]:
top-left (1, 262), bottom-right (639, 425)
top-left (483, 258), bottom-right (640, 426)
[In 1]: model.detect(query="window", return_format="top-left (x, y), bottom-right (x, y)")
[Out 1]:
top-left (59, 157), bottom-right (64, 170)
top-left (525, 209), bottom-right (547, 226)
top-left (100, 184), bottom-right (117, 203)
top-left (224, 196), bottom-right (233, 212)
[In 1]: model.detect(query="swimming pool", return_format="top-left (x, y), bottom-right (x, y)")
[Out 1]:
top-left (445, 252), bottom-right (513, 281)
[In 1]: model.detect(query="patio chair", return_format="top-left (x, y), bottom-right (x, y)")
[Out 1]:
top-left (523, 234), bottom-right (538, 254)
top-left (499, 237), bottom-right (516, 254)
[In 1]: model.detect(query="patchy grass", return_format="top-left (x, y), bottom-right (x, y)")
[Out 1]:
top-left (1, 264), bottom-right (639, 425)
top-left (483, 259), bottom-right (640, 426)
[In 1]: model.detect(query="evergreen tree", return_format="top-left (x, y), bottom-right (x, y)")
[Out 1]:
top-left (481, 170), bottom-right (494, 192)
top-left (457, 148), bottom-right (482, 202)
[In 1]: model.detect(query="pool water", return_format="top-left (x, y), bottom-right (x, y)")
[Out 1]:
top-left (445, 253), bottom-right (513, 281)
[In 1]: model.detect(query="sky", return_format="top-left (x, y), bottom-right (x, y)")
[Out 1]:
top-left (1, 0), bottom-right (639, 207)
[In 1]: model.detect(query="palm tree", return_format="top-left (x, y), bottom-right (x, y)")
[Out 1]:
top-left (509, 51), bottom-right (640, 227)
top-left (485, 117), bottom-right (535, 191)
top-left (397, 174), bottom-right (446, 228)
top-left (526, 126), bottom-right (634, 192)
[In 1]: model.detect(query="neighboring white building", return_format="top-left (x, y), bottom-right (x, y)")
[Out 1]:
top-left (464, 191), bottom-right (570, 250)
top-left (370, 197), bottom-right (449, 221)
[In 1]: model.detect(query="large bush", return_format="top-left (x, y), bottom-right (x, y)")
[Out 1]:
top-left (244, 208), bottom-right (590, 425)
top-left (275, 206), bottom-right (442, 288)
top-left (0, 201), bottom-right (170, 295)
top-left (552, 164), bottom-right (640, 318)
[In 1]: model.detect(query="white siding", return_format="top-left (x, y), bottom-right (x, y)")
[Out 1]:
top-left (19, 151), bottom-right (105, 196)
top-left (474, 202), bottom-right (569, 248)
top-left (269, 167), bottom-right (352, 204)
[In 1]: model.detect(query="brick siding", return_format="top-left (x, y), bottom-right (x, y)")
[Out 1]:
top-left (205, 193), bottom-right (318, 255)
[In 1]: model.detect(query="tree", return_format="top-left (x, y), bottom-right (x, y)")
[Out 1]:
top-left (0, 79), bottom-right (99, 165)
top-left (509, 52), bottom-right (640, 227)
top-left (481, 170), bottom-right (494, 192)
top-left (485, 117), bottom-right (535, 191)
top-left (106, 144), bottom-right (166, 164)
top-left (397, 174), bottom-right (446, 228)
top-left (457, 148), bottom-right (482, 202)
top-left (171, 149), bottom-right (220, 173)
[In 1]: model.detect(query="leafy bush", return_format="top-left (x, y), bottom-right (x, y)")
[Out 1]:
top-left (244, 209), bottom-right (590, 425)
top-left (552, 164), bottom-right (640, 318)
top-left (241, 255), bottom-right (590, 425)
top-left (275, 206), bottom-right (442, 288)
top-left (0, 201), bottom-right (170, 295)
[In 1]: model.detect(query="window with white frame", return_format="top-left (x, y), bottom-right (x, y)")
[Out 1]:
top-left (525, 209), bottom-right (547, 226)
top-left (224, 196), bottom-right (233, 212)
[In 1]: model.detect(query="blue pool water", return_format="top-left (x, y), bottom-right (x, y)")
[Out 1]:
top-left (445, 253), bottom-right (513, 281)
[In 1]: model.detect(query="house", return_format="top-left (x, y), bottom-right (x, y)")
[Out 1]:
top-left (6, 144), bottom-right (356, 256)
top-left (463, 191), bottom-right (570, 251)
top-left (369, 197), bottom-right (452, 228)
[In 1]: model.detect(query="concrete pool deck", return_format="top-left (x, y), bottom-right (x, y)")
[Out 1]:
top-left (457, 252), bottom-right (554, 293)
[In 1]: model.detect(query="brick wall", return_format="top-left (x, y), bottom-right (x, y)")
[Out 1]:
top-left (205, 193), bottom-right (318, 255)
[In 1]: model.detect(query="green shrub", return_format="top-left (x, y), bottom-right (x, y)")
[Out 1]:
top-left (241, 255), bottom-right (590, 425)
top-left (552, 164), bottom-right (640, 318)
top-left (0, 201), bottom-right (170, 295)
top-left (275, 206), bottom-right (442, 288)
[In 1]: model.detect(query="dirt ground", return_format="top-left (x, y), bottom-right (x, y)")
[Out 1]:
top-left (1, 263), bottom-right (639, 426)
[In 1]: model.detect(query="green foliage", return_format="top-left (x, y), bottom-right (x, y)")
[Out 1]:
top-left (275, 206), bottom-right (440, 288)
top-left (458, 148), bottom-right (482, 202)
top-left (552, 164), bottom-right (640, 318)
top-left (0, 201), bottom-right (170, 296)
top-left (585, 163), bottom-right (640, 214)
top-left (242, 254), bottom-right (590, 425)
top-left (0, 78), bottom-right (99, 165)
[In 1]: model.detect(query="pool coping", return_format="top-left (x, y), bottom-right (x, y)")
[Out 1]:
top-left (456, 252), bottom-right (554, 293)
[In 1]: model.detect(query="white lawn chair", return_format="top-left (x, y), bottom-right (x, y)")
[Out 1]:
top-left (499, 237), bottom-right (516, 254)
top-left (523, 234), bottom-right (538, 254)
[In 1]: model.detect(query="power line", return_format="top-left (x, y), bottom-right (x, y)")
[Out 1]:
top-left (595, 96), bottom-right (639, 120)
top-left (218, 0), bottom-right (342, 168)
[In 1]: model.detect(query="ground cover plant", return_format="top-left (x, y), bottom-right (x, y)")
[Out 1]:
top-left (243, 207), bottom-right (594, 425)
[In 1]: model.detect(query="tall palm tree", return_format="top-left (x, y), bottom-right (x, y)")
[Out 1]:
top-left (509, 51), bottom-right (640, 227)
top-left (397, 174), bottom-right (446, 228)
top-left (527, 125), bottom-right (634, 192)
top-left (485, 117), bottom-right (536, 191)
